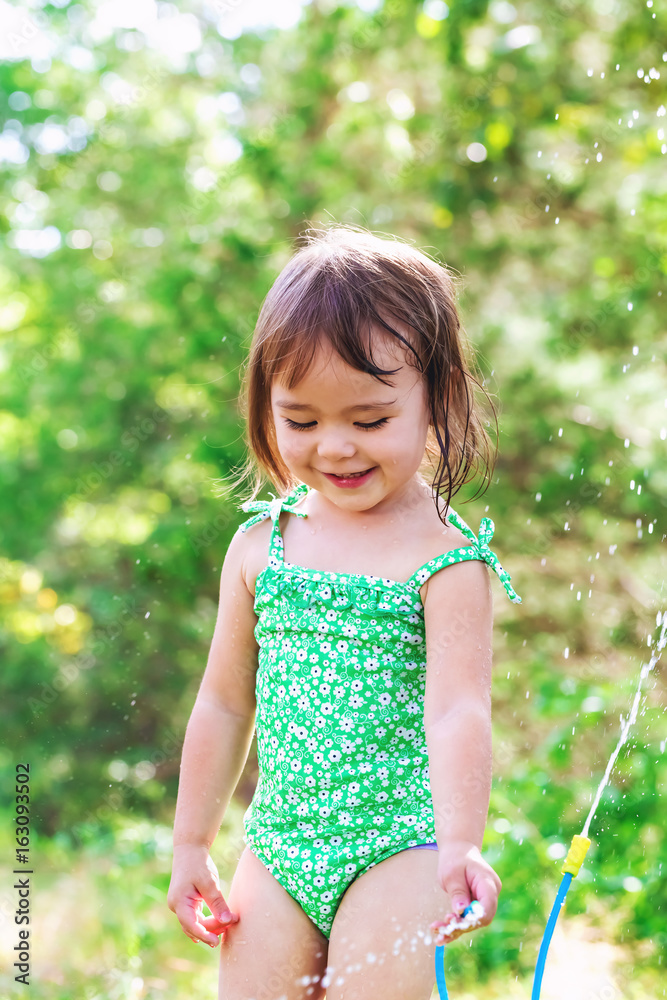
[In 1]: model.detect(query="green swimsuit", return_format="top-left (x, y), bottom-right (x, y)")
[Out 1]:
top-left (236, 483), bottom-right (521, 939)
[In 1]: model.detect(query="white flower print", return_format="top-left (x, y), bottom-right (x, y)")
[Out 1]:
top-left (238, 486), bottom-right (522, 932)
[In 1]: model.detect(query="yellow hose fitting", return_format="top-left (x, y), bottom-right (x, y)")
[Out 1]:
top-left (561, 834), bottom-right (591, 877)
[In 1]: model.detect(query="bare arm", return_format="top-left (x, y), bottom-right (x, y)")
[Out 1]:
top-left (423, 556), bottom-right (501, 930)
top-left (168, 525), bottom-right (259, 946)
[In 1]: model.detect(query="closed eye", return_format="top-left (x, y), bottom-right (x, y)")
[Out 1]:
top-left (283, 417), bottom-right (390, 432)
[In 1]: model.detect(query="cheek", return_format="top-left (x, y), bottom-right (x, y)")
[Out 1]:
top-left (275, 428), bottom-right (305, 461)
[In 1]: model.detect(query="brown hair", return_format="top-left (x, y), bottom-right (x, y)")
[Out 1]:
top-left (223, 223), bottom-right (498, 524)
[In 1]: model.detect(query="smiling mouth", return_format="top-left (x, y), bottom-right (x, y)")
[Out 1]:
top-left (327, 469), bottom-right (373, 478)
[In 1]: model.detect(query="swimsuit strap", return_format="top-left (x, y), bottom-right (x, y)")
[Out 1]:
top-left (407, 510), bottom-right (522, 604)
top-left (237, 483), bottom-right (309, 563)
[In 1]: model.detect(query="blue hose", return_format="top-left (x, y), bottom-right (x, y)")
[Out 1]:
top-left (435, 943), bottom-right (448, 999)
top-left (531, 872), bottom-right (572, 1000)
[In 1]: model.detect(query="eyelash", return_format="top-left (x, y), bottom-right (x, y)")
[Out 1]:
top-left (284, 417), bottom-right (390, 432)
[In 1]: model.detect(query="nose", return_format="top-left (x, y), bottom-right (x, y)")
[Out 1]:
top-left (316, 427), bottom-right (357, 461)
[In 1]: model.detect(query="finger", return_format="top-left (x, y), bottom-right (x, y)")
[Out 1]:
top-left (176, 903), bottom-right (222, 947)
top-left (199, 886), bottom-right (239, 929)
top-left (202, 912), bottom-right (239, 933)
top-left (429, 917), bottom-right (467, 945)
top-left (444, 878), bottom-right (471, 916)
top-left (471, 877), bottom-right (499, 923)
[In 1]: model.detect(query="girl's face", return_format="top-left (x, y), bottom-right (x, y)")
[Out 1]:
top-left (270, 330), bottom-right (431, 514)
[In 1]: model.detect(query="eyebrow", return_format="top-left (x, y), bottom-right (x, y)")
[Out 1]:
top-left (275, 399), bottom-right (398, 413)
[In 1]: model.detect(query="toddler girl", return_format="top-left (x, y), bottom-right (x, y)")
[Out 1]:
top-left (168, 225), bottom-right (521, 1000)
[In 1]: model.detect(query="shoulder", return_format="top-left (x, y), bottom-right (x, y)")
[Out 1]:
top-left (231, 518), bottom-right (274, 597)
top-left (420, 510), bottom-right (489, 614)
top-left (415, 509), bottom-right (479, 602)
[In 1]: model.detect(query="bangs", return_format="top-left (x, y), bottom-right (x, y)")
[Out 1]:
top-left (260, 283), bottom-right (424, 394)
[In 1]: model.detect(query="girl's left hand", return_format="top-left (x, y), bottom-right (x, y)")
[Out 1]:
top-left (430, 840), bottom-right (501, 942)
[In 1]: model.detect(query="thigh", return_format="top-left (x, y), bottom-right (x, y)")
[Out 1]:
top-left (219, 846), bottom-right (329, 1000)
top-left (324, 847), bottom-right (448, 1000)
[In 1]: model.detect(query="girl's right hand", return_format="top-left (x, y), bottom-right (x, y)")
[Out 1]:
top-left (167, 844), bottom-right (239, 947)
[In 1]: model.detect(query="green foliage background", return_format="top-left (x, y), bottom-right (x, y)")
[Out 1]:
top-left (1, 0), bottom-right (665, 996)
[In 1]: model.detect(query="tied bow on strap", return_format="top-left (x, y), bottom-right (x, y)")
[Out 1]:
top-left (238, 484), bottom-right (309, 533)
top-left (475, 517), bottom-right (522, 604)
